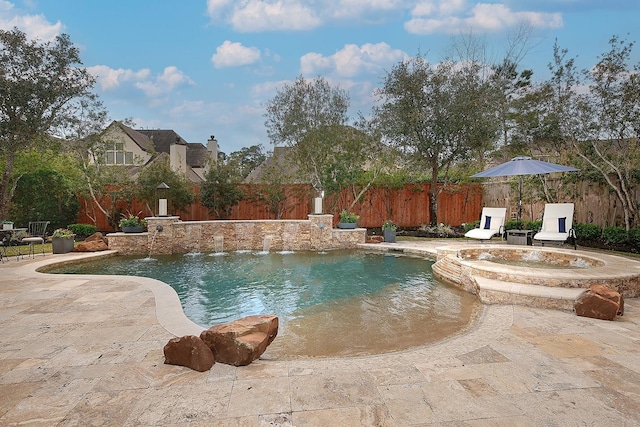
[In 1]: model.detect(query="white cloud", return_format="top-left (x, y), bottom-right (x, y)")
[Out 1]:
top-left (211, 40), bottom-right (261, 68)
top-left (205, 0), bottom-right (563, 36)
top-left (135, 66), bottom-right (195, 97)
top-left (405, 2), bottom-right (563, 34)
top-left (88, 65), bottom-right (193, 97)
top-left (88, 65), bottom-right (151, 91)
top-left (301, 42), bottom-right (408, 77)
top-left (230, 0), bottom-right (321, 32)
top-left (330, 0), bottom-right (401, 19)
top-left (0, 0), bottom-right (62, 41)
top-left (206, 0), bottom-right (401, 31)
top-left (206, 0), bottom-right (233, 18)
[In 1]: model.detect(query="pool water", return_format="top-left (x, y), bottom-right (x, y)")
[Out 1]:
top-left (54, 250), bottom-right (481, 358)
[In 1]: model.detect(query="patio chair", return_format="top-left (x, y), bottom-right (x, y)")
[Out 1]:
top-left (464, 207), bottom-right (506, 242)
top-left (533, 203), bottom-right (576, 249)
top-left (21, 221), bottom-right (50, 258)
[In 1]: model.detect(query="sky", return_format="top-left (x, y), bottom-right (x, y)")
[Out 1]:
top-left (1, 0), bottom-right (638, 155)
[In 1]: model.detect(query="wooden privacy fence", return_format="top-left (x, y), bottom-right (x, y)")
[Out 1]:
top-left (482, 178), bottom-right (640, 228)
top-left (76, 183), bottom-right (484, 231)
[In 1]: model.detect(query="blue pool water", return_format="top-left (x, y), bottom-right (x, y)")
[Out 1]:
top-left (54, 250), bottom-right (480, 357)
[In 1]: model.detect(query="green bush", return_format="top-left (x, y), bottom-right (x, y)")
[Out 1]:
top-left (628, 226), bottom-right (640, 248)
top-left (10, 168), bottom-right (79, 229)
top-left (505, 220), bottom-right (541, 231)
top-left (602, 226), bottom-right (627, 244)
top-left (67, 223), bottom-right (98, 238)
top-left (573, 223), bottom-right (601, 241)
top-left (464, 221), bottom-right (479, 232)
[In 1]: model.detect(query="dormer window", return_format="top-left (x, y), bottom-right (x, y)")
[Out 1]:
top-left (104, 142), bottom-right (134, 165)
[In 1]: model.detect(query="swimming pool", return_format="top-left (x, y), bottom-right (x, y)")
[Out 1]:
top-left (53, 250), bottom-right (481, 358)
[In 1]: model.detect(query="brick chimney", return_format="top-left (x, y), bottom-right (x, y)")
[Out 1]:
top-left (170, 136), bottom-right (187, 175)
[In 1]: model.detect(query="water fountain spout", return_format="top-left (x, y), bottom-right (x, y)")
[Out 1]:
top-left (262, 235), bottom-right (273, 253)
top-left (214, 235), bottom-right (224, 254)
top-left (147, 228), bottom-right (160, 259)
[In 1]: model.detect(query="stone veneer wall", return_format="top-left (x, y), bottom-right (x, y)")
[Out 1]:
top-left (107, 215), bottom-right (366, 255)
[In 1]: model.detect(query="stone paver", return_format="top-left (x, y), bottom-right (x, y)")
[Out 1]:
top-left (0, 245), bottom-right (639, 426)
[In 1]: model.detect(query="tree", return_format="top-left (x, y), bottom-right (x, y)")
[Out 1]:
top-left (264, 76), bottom-right (350, 194)
top-left (264, 76), bottom-right (386, 213)
top-left (200, 157), bottom-right (245, 219)
top-left (9, 149), bottom-right (81, 229)
top-left (227, 145), bottom-right (267, 179)
top-left (573, 36), bottom-right (640, 230)
top-left (0, 28), bottom-right (99, 219)
top-left (72, 131), bottom-right (136, 229)
top-left (373, 54), bottom-right (499, 225)
top-left (135, 157), bottom-right (196, 215)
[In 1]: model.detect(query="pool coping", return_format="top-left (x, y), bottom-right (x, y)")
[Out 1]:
top-left (23, 251), bottom-right (204, 337)
top-left (3, 243), bottom-right (640, 424)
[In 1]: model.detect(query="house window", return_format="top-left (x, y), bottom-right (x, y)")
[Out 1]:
top-left (104, 143), bottom-right (134, 165)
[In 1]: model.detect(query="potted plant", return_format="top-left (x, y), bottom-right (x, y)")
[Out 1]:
top-left (382, 219), bottom-right (397, 243)
top-left (338, 210), bottom-right (359, 229)
top-left (119, 214), bottom-right (147, 233)
top-left (52, 228), bottom-right (75, 254)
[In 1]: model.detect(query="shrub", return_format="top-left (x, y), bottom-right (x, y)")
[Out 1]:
top-left (602, 226), bottom-right (627, 244)
top-left (573, 223), bottom-right (601, 241)
top-left (420, 223), bottom-right (457, 237)
top-left (339, 210), bottom-right (359, 223)
top-left (504, 220), bottom-right (541, 231)
top-left (119, 214), bottom-right (147, 228)
top-left (67, 223), bottom-right (97, 238)
top-left (463, 221), bottom-right (479, 232)
top-left (382, 220), bottom-right (397, 231)
top-left (52, 228), bottom-right (74, 239)
top-left (627, 226), bottom-right (640, 248)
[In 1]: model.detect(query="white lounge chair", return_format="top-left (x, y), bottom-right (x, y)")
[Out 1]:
top-left (533, 203), bottom-right (576, 249)
top-left (465, 207), bottom-right (506, 242)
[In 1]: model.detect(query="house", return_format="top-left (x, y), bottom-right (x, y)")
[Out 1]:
top-left (99, 121), bottom-right (218, 182)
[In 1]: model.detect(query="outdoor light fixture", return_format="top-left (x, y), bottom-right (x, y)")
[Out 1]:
top-left (156, 182), bottom-right (170, 216)
top-left (313, 187), bottom-right (324, 214)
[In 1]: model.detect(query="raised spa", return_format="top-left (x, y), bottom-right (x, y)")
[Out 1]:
top-left (432, 244), bottom-right (640, 299)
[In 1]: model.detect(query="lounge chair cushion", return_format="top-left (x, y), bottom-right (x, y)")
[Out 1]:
top-left (465, 207), bottom-right (507, 241)
top-left (490, 217), bottom-right (503, 231)
top-left (465, 228), bottom-right (500, 240)
top-left (534, 203), bottom-right (575, 243)
top-left (558, 217), bottom-right (566, 233)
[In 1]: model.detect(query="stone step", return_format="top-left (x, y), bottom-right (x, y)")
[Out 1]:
top-left (474, 276), bottom-right (586, 311)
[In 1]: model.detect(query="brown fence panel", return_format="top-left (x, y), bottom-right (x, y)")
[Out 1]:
top-left (76, 183), bottom-right (482, 231)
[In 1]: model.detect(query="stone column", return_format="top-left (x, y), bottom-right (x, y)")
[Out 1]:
top-left (308, 214), bottom-right (334, 251)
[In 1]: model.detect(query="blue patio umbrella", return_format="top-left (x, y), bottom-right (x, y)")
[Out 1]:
top-left (471, 156), bottom-right (578, 226)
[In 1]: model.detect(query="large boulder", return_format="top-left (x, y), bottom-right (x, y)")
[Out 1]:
top-left (574, 285), bottom-right (624, 321)
top-left (163, 335), bottom-right (215, 372)
top-left (74, 232), bottom-right (109, 252)
top-left (74, 240), bottom-right (109, 252)
top-left (200, 315), bottom-right (278, 366)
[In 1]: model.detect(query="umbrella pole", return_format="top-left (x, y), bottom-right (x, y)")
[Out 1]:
top-left (518, 176), bottom-right (523, 229)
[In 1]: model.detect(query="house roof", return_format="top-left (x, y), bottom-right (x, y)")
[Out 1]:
top-left (111, 122), bottom-right (155, 153)
top-left (136, 129), bottom-right (209, 168)
top-left (244, 146), bottom-right (305, 184)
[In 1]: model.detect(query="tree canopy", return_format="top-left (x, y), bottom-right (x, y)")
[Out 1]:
top-left (0, 28), bottom-right (99, 220)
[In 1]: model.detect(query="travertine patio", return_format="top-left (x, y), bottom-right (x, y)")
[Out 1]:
top-left (1, 241), bottom-right (639, 426)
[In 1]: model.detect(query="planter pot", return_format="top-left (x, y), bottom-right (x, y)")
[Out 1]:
top-left (338, 222), bottom-right (357, 229)
top-left (383, 229), bottom-right (396, 243)
top-left (122, 226), bottom-right (146, 233)
top-left (52, 237), bottom-right (74, 254)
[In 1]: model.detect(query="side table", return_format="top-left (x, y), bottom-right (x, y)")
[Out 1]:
top-left (506, 229), bottom-right (533, 246)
